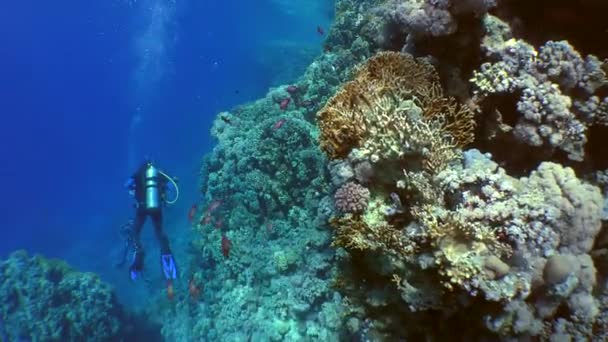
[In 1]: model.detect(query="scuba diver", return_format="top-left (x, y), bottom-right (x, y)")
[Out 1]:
top-left (124, 159), bottom-right (180, 289)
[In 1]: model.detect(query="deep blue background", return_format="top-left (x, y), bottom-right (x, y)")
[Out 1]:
top-left (0, 0), bottom-right (332, 305)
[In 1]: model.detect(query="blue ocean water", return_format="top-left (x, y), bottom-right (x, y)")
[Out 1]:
top-left (0, 0), bottom-right (332, 305)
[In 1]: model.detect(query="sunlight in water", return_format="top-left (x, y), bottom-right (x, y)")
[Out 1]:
top-left (128, 0), bottom-right (177, 169)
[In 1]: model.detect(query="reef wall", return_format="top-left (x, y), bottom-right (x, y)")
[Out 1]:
top-left (172, 0), bottom-right (608, 340)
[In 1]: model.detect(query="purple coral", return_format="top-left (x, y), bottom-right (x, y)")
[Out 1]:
top-left (334, 182), bottom-right (370, 214)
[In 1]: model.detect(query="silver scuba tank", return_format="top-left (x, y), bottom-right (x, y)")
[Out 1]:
top-left (144, 164), bottom-right (161, 210)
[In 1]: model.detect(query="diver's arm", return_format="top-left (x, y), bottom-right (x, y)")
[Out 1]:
top-left (124, 176), bottom-right (136, 196)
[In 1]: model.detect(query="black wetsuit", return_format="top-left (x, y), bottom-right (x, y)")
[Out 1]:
top-left (127, 163), bottom-right (173, 268)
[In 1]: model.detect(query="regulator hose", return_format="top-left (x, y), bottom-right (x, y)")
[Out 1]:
top-left (159, 170), bottom-right (179, 204)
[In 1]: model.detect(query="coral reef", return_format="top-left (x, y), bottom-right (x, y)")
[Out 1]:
top-left (0, 250), bottom-right (126, 341)
top-left (160, 0), bottom-right (608, 340)
top-left (155, 4), bottom-right (388, 335)
top-left (317, 51), bottom-right (475, 170)
top-left (307, 1), bottom-right (607, 340)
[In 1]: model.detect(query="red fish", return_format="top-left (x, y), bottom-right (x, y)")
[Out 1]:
top-left (279, 97), bottom-right (290, 110)
top-left (188, 204), bottom-right (197, 222)
top-left (221, 234), bottom-right (232, 258)
top-left (206, 199), bottom-right (222, 214)
top-left (317, 26), bottom-right (324, 35)
top-left (189, 277), bottom-right (201, 300)
top-left (272, 118), bottom-right (286, 130)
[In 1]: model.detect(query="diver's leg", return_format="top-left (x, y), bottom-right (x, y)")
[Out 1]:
top-left (152, 209), bottom-right (177, 279)
top-left (129, 210), bottom-right (147, 279)
top-left (151, 209), bottom-right (171, 254)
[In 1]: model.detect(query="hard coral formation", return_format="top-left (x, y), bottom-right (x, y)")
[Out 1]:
top-left (471, 15), bottom-right (608, 162)
top-left (380, 0), bottom-right (497, 39)
top-left (334, 181), bottom-right (370, 214)
top-left (0, 250), bottom-right (125, 341)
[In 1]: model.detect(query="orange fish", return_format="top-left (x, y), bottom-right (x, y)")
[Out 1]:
top-left (167, 280), bottom-right (175, 300)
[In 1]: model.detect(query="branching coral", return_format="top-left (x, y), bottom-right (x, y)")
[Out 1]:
top-left (317, 51), bottom-right (475, 173)
top-left (316, 50), bottom-right (438, 159)
top-left (330, 198), bottom-right (413, 255)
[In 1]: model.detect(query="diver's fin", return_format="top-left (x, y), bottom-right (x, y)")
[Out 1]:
top-left (161, 254), bottom-right (177, 280)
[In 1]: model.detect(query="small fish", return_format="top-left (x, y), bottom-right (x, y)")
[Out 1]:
top-left (279, 97), bottom-right (290, 110)
top-left (201, 214), bottom-right (212, 225)
top-left (189, 277), bottom-right (201, 300)
top-left (317, 25), bottom-right (324, 36)
top-left (206, 199), bottom-right (222, 213)
top-left (272, 118), bottom-right (286, 131)
top-left (188, 204), bottom-right (197, 222)
top-left (221, 234), bottom-right (232, 258)
top-left (299, 99), bottom-right (314, 107)
top-left (167, 280), bottom-right (175, 300)
top-left (323, 44), bottom-right (332, 53)
top-left (220, 116), bottom-right (232, 125)
top-left (286, 85), bottom-right (298, 94)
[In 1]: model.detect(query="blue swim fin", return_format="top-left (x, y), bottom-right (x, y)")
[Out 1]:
top-left (161, 254), bottom-right (177, 280)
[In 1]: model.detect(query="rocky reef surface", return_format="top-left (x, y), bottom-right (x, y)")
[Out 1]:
top-left (0, 251), bottom-right (127, 341)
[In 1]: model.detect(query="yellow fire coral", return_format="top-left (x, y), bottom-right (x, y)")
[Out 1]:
top-left (317, 51), bottom-right (475, 174)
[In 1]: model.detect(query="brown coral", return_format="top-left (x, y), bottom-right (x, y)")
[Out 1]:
top-left (317, 51), bottom-right (475, 166)
top-left (330, 214), bottom-right (411, 255)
